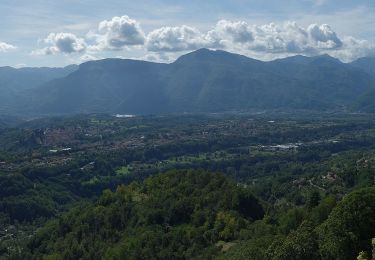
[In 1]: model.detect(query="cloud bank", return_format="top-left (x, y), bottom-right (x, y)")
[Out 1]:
top-left (0, 42), bottom-right (16, 52)
top-left (94, 15), bottom-right (145, 50)
top-left (32, 15), bottom-right (375, 62)
top-left (146, 26), bottom-right (210, 52)
top-left (206, 21), bottom-right (344, 55)
top-left (34, 33), bottom-right (86, 55)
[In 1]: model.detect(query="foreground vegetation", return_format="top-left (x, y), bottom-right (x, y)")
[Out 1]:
top-left (0, 113), bottom-right (374, 259)
top-left (12, 170), bottom-right (374, 260)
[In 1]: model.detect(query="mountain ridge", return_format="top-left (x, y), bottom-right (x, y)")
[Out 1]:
top-left (1, 49), bottom-right (375, 116)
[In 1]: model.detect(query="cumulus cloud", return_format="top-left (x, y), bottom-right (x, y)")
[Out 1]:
top-left (29, 15), bottom-right (375, 63)
top-left (307, 24), bottom-right (342, 49)
top-left (0, 42), bottom-right (16, 52)
top-left (329, 37), bottom-right (375, 62)
top-left (142, 52), bottom-right (175, 62)
top-left (34, 33), bottom-right (86, 55)
top-left (93, 15), bottom-right (145, 50)
top-left (207, 21), bottom-right (344, 55)
top-left (207, 20), bottom-right (253, 46)
top-left (79, 54), bottom-right (101, 62)
top-left (146, 26), bottom-right (211, 52)
top-left (144, 20), bottom-right (351, 59)
top-left (252, 22), bottom-right (311, 53)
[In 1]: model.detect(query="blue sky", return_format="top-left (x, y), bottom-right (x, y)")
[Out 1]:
top-left (0, 0), bottom-right (375, 67)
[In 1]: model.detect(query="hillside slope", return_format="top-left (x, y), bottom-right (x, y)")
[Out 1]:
top-left (26, 170), bottom-right (264, 259)
top-left (0, 65), bottom-right (77, 114)
top-left (6, 49), bottom-right (375, 115)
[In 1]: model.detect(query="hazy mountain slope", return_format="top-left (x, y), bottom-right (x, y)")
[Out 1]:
top-left (164, 51), bottom-right (366, 111)
top-left (350, 57), bottom-right (375, 76)
top-left (0, 65), bottom-right (78, 114)
top-left (0, 65), bottom-right (77, 91)
top-left (267, 55), bottom-right (375, 106)
top-left (162, 49), bottom-right (273, 112)
top-left (0, 115), bottom-right (22, 128)
top-left (28, 60), bottom-right (168, 115)
top-left (352, 89), bottom-right (375, 112)
top-left (349, 57), bottom-right (375, 112)
top-left (8, 49), bottom-right (375, 115)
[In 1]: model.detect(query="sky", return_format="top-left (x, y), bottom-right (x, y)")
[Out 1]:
top-left (0, 0), bottom-right (375, 67)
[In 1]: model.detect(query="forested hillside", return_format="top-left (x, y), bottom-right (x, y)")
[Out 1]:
top-left (0, 114), bottom-right (374, 259)
top-left (21, 171), bottom-right (375, 260)
top-left (25, 170), bottom-right (263, 259)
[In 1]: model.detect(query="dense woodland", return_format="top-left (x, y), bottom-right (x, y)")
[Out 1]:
top-left (0, 113), bottom-right (374, 259)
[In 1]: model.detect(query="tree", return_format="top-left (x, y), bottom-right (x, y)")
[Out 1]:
top-left (318, 187), bottom-right (375, 260)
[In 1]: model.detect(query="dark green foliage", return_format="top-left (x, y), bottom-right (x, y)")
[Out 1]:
top-left (306, 190), bottom-right (321, 209)
top-left (222, 188), bottom-right (375, 260)
top-left (26, 170), bottom-right (264, 259)
top-left (278, 208), bottom-right (305, 234)
top-left (267, 222), bottom-right (319, 260)
top-left (217, 236), bottom-right (276, 260)
top-left (318, 187), bottom-right (375, 259)
top-left (308, 195), bottom-right (336, 225)
top-left (0, 173), bottom-right (65, 223)
top-left (1, 114), bottom-right (375, 259)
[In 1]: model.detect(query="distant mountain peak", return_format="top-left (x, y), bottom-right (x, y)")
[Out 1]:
top-left (311, 54), bottom-right (342, 64)
top-left (350, 56), bottom-right (375, 75)
top-left (174, 48), bottom-right (258, 65)
top-left (1, 48), bottom-right (375, 116)
top-left (272, 55), bottom-right (311, 65)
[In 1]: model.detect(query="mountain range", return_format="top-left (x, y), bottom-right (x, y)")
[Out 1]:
top-left (0, 65), bottom-right (77, 115)
top-left (2, 49), bottom-right (375, 117)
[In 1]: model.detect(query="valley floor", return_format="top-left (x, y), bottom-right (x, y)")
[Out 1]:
top-left (0, 112), bottom-right (374, 259)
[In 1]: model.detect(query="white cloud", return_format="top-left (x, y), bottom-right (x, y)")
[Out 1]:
top-left (207, 21), bottom-right (344, 55)
top-left (33, 33), bottom-right (86, 55)
top-left (29, 15), bottom-right (375, 63)
top-left (0, 42), bottom-right (16, 52)
top-left (307, 24), bottom-right (342, 49)
top-left (143, 20), bottom-right (351, 58)
top-left (93, 15), bottom-right (145, 50)
top-left (293, 7), bottom-right (375, 41)
top-left (79, 54), bottom-right (101, 62)
top-left (142, 52), bottom-right (175, 62)
top-left (249, 22), bottom-right (307, 53)
top-left (208, 20), bottom-right (253, 46)
top-left (329, 36), bottom-right (375, 62)
top-left (14, 63), bottom-right (27, 68)
top-left (146, 25), bottom-right (211, 52)
top-left (200, 20), bottom-right (375, 61)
